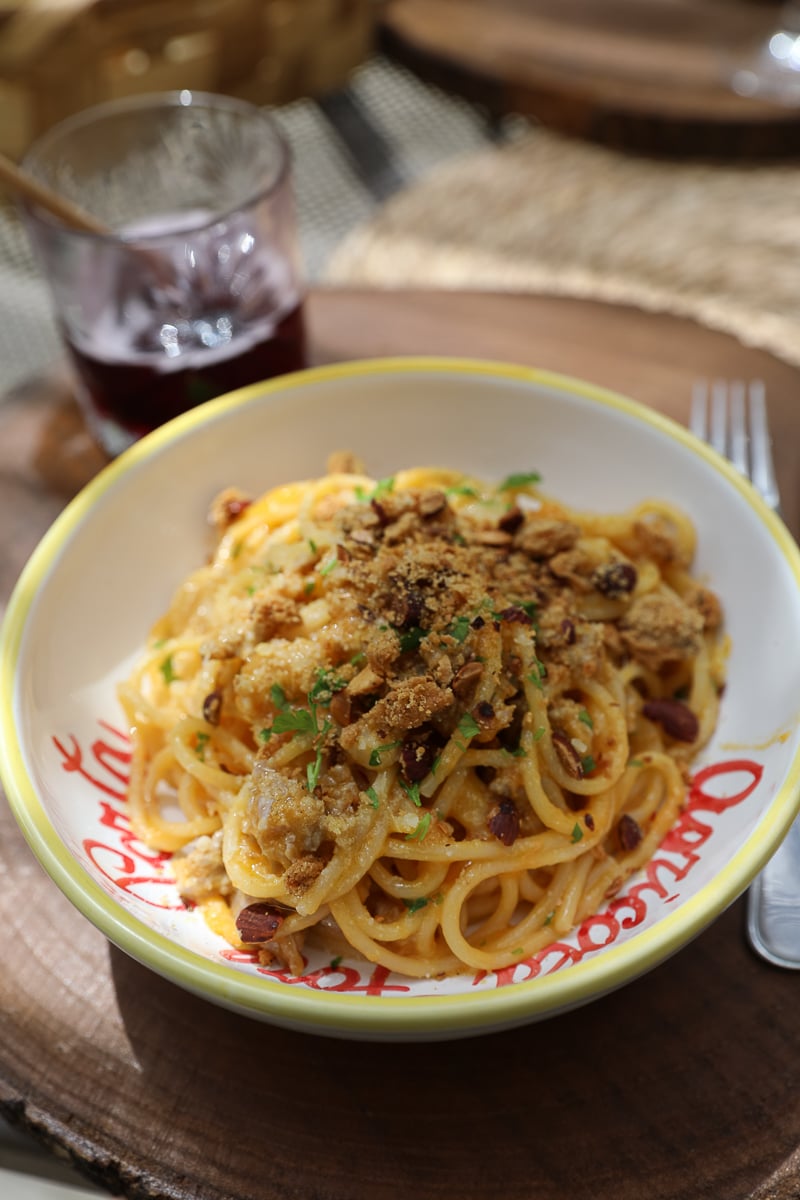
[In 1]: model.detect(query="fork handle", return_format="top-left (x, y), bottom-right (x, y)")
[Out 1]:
top-left (747, 818), bottom-right (800, 968)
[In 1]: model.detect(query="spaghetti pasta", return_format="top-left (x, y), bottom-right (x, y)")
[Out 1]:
top-left (119, 459), bottom-right (726, 978)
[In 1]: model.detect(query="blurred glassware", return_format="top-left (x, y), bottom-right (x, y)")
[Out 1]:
top-left (20, 90), bottom-right (307, 458)
top-left (728, 1), bottom-right (800, 101)
top-left (0, 0), bottom-right (377, 160)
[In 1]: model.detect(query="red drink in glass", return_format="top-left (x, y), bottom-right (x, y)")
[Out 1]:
top-left (65, 302), bottom-right (306, 441)
top-left (21, 92), bottom-right (306, 457)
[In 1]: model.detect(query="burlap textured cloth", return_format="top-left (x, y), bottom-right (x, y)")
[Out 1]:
top-left (325, 126), bottom-right (800, 369)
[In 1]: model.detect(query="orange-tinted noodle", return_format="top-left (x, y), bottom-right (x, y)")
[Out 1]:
top-left (119, 463), bottom-right (726, 978)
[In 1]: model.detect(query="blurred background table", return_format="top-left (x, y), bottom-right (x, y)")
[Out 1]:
top-left (380, 0), bottom-right (800, 156)
top-left (3, 286), bottom-right (800, 1200)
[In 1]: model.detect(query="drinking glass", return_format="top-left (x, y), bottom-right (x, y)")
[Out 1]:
top-left (728, 2), bottom-right (800, 101)
top-left (20, 90), bottom-right (307, 457)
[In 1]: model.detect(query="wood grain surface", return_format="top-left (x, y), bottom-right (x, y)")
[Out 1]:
top-left (380, 0), bottom-right (800, 158)
top-left (2, 287), bottom-right (800, 1200)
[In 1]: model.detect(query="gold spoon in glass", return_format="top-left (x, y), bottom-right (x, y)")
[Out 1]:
top-left (0, 147), bottom-right (110, 235)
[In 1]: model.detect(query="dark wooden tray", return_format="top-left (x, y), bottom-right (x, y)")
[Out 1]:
top-left (381, 0), bottom-right (800, 158)
top-left (2, 288), bottom-right (800, 1200)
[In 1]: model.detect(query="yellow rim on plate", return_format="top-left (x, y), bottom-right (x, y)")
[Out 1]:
top-left (2, 356), bottom-right (800, 1036)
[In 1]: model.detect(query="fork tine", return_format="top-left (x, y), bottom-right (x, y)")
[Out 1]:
top-left (728, 380), bottom-right (749, 476)
top-left (690, 377), bottom-right (781, 515)
top-left (710, 379), bottom-right (729, 456)
top-left (690, 380), bottom-right (708, 440)
top-left (748, 380), bottom-right (781, 511)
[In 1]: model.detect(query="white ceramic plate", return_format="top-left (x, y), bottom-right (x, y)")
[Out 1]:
top-left (3, 357), bottom-right (800, 1041)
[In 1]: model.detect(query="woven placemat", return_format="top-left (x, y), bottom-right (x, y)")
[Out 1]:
top-left (325, 126), bottom-right (800, 369)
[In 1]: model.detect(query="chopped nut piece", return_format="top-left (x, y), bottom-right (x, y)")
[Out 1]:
top-left (327, 450), bottom-right (366, 475)
top-left (202, 690), bottom-right (222, 726)
top-left (418, 490), bottom-right (448, 517)
top-left (330, 691), bottom-right (353, 726)
top-left (497, 604), bottom-right (534, 625)
top-left (386, 585), bottom-right (428, 630)
top-left (515, 518), bottom-right (580, 560)
top-left (552, 729), bottom-right (585, 779)
top-left (683, 583), bottom-right (723, 632)
top-left (209, 487), bottom-right (252, 534)
top-left (400, 738), bottom-right (438, 782)
top-left (347, 665), bottom-right (385, 698)
top-left (472, 700), bottom-right (496, 731)
top-left (472, 529), bottom-right (513, 547)
top-left (236, 902), bottom-right (286, 943)
top-left (451, 660), bottom-right (483, 699)
top-left (592, 561), bottom-right (637, 598)
top-left (620, 592), bottom-right (703, 671)
top-left (617, 813), bottom-right (643, 852)
top-left (498, 506), bottom-right (524, 534)
top-left (348, 529), bottom-right (376, 550)
top-left (634, 512), bottom-right (688, 567)
top-left (488, 798), bottom-right (520, 846)
top-left (642, 698), bottom-right (699, 743)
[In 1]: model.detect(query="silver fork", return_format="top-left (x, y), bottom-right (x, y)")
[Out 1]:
top-left (690, 379), bottom-right (800, 970)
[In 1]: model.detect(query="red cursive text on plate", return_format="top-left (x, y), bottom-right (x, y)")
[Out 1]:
top-left (475, 756), bottom-right (763, 990)
top-left (220, 949), bottom-right (411, 994)
top-left (53, 723), bottom-right (765, 992)
top-left (53, 721), bottom-right (178, 908)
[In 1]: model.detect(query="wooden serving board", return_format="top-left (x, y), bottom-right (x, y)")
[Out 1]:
top-left (380, 0), bottom-right (800, 158)
top-left (2, 288), bottom-right (800, 1200)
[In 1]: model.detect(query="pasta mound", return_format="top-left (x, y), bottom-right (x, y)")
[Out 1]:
top-left (119, 461), bottom-right (726, 979)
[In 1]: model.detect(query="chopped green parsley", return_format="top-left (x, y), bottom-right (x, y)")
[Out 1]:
top-left (497, 471), bottom-right (542, 491)
top-left (355, 475), bottom-right (396, 502)
top-left (456, 712), bottom-right (481, 742)
top-left (406, 811), bottom-right (432, 841)
top-left (447, 615), bottom-right (471, 643)
top-left (194, 731), bottom-right (210, 761)
top-left (365, 786), bottom-right (380, 809)
top-left (369, 740), bottom-right (402, 767)
top-left (261, 679), bottom-right (335, 793)
top-left (159, 655), bottom-right (177, 684)
top-left (307, 667), bottom-right (346, 705)
top-left (398, 625), bottom-right (427, 653)
top-left (400, 779), bottom-right (422, 807)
